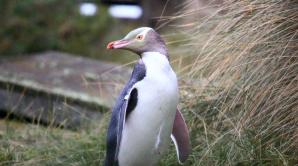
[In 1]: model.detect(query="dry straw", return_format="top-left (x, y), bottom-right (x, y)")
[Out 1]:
top-left (171, 0), bottom-right (297, 164)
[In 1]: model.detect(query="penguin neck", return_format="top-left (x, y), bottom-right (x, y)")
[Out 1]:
top-left (140, 52), bottom-right (171, 73)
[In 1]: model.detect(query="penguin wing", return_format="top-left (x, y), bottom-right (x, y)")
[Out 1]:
top-left (171, 109), bottom-right (191, 164)
top-left (105, 61), bottom-right (146, 166)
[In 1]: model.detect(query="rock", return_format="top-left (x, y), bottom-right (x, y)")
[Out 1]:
top-left (0, 51), bottom-right (131, 129)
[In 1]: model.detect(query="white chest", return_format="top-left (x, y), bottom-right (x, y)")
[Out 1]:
top-left (118, 52), bottom-right (179, 166)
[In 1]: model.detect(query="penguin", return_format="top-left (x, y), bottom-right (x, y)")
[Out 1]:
top-left (105, 27), bottom-right (190, 166)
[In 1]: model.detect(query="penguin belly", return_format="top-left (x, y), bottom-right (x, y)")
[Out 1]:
top-left (118, 74), bottom-right (178, 166)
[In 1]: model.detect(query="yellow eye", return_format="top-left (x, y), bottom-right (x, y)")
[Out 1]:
top-left (136, 35), bottom-right (143, 40)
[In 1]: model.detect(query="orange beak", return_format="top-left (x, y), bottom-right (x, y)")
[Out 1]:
top-left (107, 40), bottom-right (130, 49)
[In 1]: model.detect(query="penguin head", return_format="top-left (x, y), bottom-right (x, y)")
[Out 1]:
top-left (107, 27), bottom-right (167, 56)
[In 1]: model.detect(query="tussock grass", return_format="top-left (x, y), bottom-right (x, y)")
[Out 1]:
top-left (165, 0), bottom-right (298, 165)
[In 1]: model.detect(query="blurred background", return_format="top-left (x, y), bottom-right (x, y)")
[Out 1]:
top-left (0, 0), bottom-right (184, 63)
top-left (0, 0), bottom-right (297, 165)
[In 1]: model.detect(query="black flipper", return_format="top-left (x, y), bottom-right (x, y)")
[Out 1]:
top-left (104, 60), bottom-right (146, 166)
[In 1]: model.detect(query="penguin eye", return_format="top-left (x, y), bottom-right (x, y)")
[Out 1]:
top-left (136, 35), bottom-right (143, 40)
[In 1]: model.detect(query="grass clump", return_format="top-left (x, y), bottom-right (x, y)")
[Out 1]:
top-left (162, 0), bottom-right (298, 165)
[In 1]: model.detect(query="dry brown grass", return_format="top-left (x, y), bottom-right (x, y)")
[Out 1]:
top-left (162, 0), bottom-right (298, 165)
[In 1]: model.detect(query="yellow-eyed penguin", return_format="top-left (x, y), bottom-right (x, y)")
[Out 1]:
top-left (105, 27), bottom-right (190, 166)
